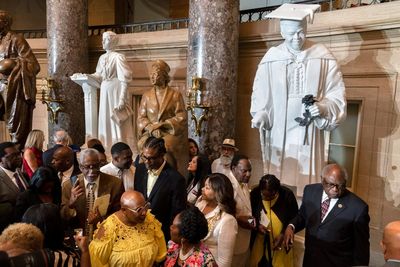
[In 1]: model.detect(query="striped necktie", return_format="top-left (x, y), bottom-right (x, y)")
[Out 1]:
top-left (321, 198), bottom-right (331, 221)
top-left (85, 182), bottom-right (95, 237)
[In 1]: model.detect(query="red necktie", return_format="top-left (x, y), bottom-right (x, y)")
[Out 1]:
top-left (321, 198), bottom-right (331, 221)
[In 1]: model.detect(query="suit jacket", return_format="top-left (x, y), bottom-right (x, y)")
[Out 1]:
top-left (291, 183), bottom-right (370, 267)
top-left (60, 172), bottom-right (124, 231)
top-left (0, 168), bottom-right (29, 230)
top-left (134, 162), bottom-right (186, 240)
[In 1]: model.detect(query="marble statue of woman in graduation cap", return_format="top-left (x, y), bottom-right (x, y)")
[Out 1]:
top-left (250, 4), bottom-right (347, 196)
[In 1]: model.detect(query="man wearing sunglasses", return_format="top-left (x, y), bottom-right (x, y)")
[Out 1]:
top-left (283, 163), bottom-right (370, 267)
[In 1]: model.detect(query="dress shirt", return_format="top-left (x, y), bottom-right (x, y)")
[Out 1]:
top-left (0, 166), bottom-right (26, 190)
top-left (147, 160), bottom-right (166, 197)
top-left (59, 165), bottom-right (74, 184)
top-left (100, 162), bottom-right (135, 190)
top-left (321, 191), bottom-right (338, 222)
top-left (211, 158), bottom-right (231, 177)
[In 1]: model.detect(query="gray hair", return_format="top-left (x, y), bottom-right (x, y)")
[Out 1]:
top-left (53, 129), bottom-right (70, 145)
top-left (79, 148), bottom-right (100, 163)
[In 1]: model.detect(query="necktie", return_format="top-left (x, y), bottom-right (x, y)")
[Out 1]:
top-left (59, 172), bottom-right (64, 183)
top-left (13, 173), bottom-right (26, 192)
top-left (321, 198), bottom-right (331, 221)
top-left (85, 182), bottom-right (95, 237)
top-left (117, 169), bottom-right (123, 179)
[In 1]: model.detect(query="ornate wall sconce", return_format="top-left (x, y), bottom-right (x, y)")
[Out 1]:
top-left (187, 76), bottom-right (210, 136)
top-left (40, 78), bottom-right (64, 124)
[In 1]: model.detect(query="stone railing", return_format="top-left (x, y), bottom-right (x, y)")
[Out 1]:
top-left (16, 0), bottom-right (394, 38)
top-left (15, 18), bottom-right (189, 39)
top-left (239, 0), bottom-right (392, 22)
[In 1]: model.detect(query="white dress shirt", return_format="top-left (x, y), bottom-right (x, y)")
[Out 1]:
top-left (100, 162), bottom-right (135, 190)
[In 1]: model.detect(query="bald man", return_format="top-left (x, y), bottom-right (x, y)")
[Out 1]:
top-left (381, 221), bottom-right (400, 266)
top-left (52, 146), bottom-right (81, 184)
top-left (89, 190), bottom-right (166, 266)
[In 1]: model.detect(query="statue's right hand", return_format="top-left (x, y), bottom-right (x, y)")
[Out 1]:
top-left (251, 111), bottom-right (269, 130)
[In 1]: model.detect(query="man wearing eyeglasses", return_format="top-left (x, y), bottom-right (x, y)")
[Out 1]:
top-left (134, 137), bottom-right (186, 241)
top-left (61, 148), bottom-right (124, 237)
top-left (283, 163), bottom-right (370, 267)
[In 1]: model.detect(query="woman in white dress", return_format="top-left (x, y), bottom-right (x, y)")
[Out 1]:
top-left (93, 31), bottom-right (135, 153)
top-left (195, 173), bottom-right (238, 267)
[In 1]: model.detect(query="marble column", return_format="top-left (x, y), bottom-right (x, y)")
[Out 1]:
top-left (47, 0), bottom-right (88, 146)
top-left (187, 0), bottom-right (239, 159)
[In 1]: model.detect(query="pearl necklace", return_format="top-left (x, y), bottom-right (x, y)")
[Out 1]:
top-left (179, 247), bottom-right (194, 261)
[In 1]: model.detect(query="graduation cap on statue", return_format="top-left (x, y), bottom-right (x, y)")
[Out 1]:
top-left (265, 3), bottom-right (321, 24)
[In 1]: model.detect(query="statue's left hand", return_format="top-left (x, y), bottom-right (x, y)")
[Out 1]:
top-left (309, 104), bottom-right (322, 117)
top-left (116, 98), bottom-right (126, 110)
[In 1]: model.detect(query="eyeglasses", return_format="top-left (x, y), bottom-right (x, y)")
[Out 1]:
top-left (140, 153), bottom-right (160, 162)
top-left (80, 163), bottom-right (100, 170)
top-left (126, 202), bottom-right (151, 213)
top-left (322, 179), bottom-right (346, 189)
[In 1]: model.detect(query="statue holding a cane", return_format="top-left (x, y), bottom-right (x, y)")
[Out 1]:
top-left (250, 4), bottom-right (346, 196)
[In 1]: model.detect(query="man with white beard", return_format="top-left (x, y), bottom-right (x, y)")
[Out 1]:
top-left (211, 139), bottom-right (238, 177)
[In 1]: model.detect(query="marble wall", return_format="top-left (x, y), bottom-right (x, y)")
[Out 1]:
top-left (17, 2), bottom-right (400, 264)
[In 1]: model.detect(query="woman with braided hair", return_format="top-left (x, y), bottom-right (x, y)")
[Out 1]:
top-left (165, 206), bottom-right (216, 267)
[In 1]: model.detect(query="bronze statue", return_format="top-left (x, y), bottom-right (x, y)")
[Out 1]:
top-left (137, 60), bottom-right (187, 173)
top-left (0, 10), bottom-right (40, 147)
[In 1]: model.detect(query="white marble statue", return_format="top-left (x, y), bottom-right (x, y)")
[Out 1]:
top-left (73, 31), bottom-right (136, 154)
top-left (250, 5), bottom-right (346, 195)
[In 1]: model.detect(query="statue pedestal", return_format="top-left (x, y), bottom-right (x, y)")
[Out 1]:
top-left (70, 74), bottom-right (100, 141)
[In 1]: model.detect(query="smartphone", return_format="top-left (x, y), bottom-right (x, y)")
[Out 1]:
top-left (73, 178), bottom-right (80, 188)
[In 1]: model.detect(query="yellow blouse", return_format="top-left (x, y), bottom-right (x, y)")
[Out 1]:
top-left (89, 212), bottom-right (167, 267)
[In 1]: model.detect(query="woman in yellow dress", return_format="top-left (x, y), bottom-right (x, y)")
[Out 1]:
top-left (89, 190), bottom-right (167, 267)
top-left (249, 174), bottom-right (299, 267)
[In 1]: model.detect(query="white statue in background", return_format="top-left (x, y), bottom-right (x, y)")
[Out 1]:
top-left (73, 31), bottom-right (136, 153)
top-left (250, 4), bottom-right (346, 195)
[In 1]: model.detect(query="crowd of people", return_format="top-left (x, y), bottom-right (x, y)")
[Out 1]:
top-left (0, 128), bottom-right (398, 267)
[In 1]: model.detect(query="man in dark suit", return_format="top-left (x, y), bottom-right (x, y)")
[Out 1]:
top-left (0, 142), bottom-right (29, 231)
top-left (381, 220), bottom-right (400, 267)
top-left (42, 129), bottom-right (70, 167)
top-left (60, 148), bottom-right (124, 237)
top-left (134, 137), bottom-right (186, 241)
top-left (283, 163), bottom-right (370, 267)
top-left (52, 146), bottom-right (81, 185)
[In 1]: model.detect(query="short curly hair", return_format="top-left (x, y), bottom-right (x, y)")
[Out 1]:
top-left (0, 223), bottom-right (43, 251)
top-left (178, 206), bottom-right (208, 244)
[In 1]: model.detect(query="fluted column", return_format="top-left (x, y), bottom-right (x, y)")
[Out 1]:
top-left (47, 0), bottom-right (88, 146)
top-left (187, 0), bottom-right (239, 159)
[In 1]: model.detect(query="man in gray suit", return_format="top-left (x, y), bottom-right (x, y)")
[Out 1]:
top-left (381, 221), bottom-right (400, 266)
top-left (0, 142), bottom-right (28, 231)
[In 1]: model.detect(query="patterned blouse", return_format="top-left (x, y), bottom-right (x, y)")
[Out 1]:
top-left (164, 241), bottom-right (217, 267)
top-left (89, 212), bottom-right (166, 267)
